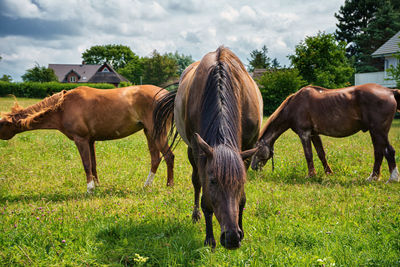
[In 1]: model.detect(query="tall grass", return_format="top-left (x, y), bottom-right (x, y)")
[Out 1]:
top-left (0, 97), bottom-right (399, 266)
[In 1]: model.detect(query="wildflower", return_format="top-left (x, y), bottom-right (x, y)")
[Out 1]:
top-left (61, 240), bottom-right (66, 243)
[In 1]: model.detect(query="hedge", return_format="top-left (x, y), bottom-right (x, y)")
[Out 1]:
top-left (0, 82), bottom-right (115, 98)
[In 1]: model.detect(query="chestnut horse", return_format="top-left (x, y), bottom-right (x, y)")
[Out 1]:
top-left (251, 83), bottom-right (400, 183)
top-left (153, 46), bottom-right (263, 249)
top-left (0, 85), bottom-right (174, 193)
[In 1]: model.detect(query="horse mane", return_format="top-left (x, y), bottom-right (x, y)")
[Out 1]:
top-left (260, 91), bottom-right (297, 137)
top-left (200, 46), bottom-right (240, 148)
top-left (2, 90), bottom-right (66, 128)
top-left (200, 46), bottom-right (245, 187)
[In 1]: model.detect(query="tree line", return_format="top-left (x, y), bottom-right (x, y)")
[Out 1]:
top-left (1, 0), bottom-right (399, 114)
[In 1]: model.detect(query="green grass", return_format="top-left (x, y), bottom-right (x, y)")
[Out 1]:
top-left (1, 96), bottom-right (400, 266)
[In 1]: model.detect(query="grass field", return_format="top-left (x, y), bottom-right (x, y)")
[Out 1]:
top-left (1, 96), bottom-right (400, 266)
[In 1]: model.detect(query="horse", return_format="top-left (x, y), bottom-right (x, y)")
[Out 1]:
top-left (0, 85), bottom-right (175, 193)
top-left (251, 83), bottom-right (400, 183)
top-left (153, 46), bottom-right (263, 249)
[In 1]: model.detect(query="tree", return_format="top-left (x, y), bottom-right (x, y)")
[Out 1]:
top-left (257, 68), bottom-right (306, 115)
top-left (387, 38), bottom-right (400, 87)
top-left (166, 51), bottom-right (195, 76)
top-left (117, 57), bottom-right (144, 85)
top-left (0, 74), bottom-right (12, 82)
top-left (247, 45), bottom-right (271, 72)
top-left (335, 0), bottom-right (400, 72)
top-left (82, 44), bottom-right (138, 70)
top-left (289, 32), bottom-right (354, 88)
top-left (141, 50), bottom-right (179, 86)
top-left (21, 63), bottom-right (58, 82)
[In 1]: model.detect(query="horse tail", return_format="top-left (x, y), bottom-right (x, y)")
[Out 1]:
top-left (152, 89), bottom-right (178, 148)
top-left (392, 89), bottom-right (400, 111)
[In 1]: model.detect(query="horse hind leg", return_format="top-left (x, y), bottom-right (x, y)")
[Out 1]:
top-left (367, 131), bottom-right (386, 182)
top-left (143, 129), bottom-right (162, 186)
top-left (384, 144), bottom-right (399, 183)
top-left (311, 135), bottom-right (333, 174)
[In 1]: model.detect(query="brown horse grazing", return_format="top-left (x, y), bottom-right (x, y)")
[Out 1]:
top-left (0, 85), bottom-right (174, 192)
top-left (153, 46), bottom-right (263, 249)
top-left (251, 83), bottom-right (400, 183)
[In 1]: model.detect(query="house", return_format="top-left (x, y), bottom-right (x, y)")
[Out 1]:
top-left (355, 31), bottom-right (400, 88)
top-left (48, 62), bottom-right (129, 87)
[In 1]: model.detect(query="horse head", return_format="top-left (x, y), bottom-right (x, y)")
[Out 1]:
top-left (251, 141), bottom-right (274, 171)
top-left (0, 118), bottom-right (17, 140)
top-left (194, 133), bottom-right (256, 249)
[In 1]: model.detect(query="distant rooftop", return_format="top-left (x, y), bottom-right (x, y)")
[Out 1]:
top-left (372, 31), bottom-right (400, 57)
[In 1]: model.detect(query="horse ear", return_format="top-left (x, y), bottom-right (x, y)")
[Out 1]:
top-left (194, 133), bottom-right (213, 158)
top-left (240, 147), bottom-right (258, 160)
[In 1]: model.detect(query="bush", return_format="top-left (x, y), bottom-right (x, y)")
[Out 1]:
top-left (0, 82), bottom-right (115, 98)
top-left (257, 68), bottom-right (307, 115)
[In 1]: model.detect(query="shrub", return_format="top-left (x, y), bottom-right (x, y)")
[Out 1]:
top-left (257, 68), bottom-right (307, 115)
top-left (0, 82), bottom-right (115, 98)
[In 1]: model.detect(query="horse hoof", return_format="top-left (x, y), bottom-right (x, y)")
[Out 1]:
top-left (204, 237), bottom-right (216, 249)
top-left (387, 167), bottom-right (399, 183)
top-left (87, 180), bottom-right (95, 193)
top-left (192, 209), bottom-right (201, 223)
top-left (366, 174), bottom-right (379, 182)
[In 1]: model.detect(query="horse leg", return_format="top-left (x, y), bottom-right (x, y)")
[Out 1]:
top-left (299, 132), bottom-right (316, 177)
top-left (201, 195), bottom-right (216, 249)
top-left (188, 147), bottom-right (201, 222)
top-left (311, 135), bottom-right (333, 174)
top-left (384, 144), bottom-right (399, 183)
top-left (74, 137), bottom-right (95, 193)
top-left (143, 129), bottom-right (162, 186)
top-left (367, 131), bottom-right (386, 181)
top-left (89, 140), bottom-right (100, 186)
top-left (238, 192), bottom-right (246, 241)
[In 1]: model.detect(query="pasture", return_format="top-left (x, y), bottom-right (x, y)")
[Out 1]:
top-left (0, 97), bottom-right (399, 266)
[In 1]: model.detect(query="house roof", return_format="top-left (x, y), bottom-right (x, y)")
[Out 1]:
top-left (48, 62), bottom-right (129, 84)
top-left (48, 63), bottom-right (100, 83)
top-left (372, 31), bottom-right (400, 57)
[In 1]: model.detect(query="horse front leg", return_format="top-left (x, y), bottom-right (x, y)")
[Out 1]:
top-left (201, 195), bottom-right (216, 249)
top-left (89, 140), bottom-right (100, 186)
top-left (188, 147), bottom-right (201, 222)
top-left (74, 137), bottom-right (95, 193)
top-left (299, 132), bottom-right (316, 177)
top-left (311, 135), bottom-right (333, 174)
top-left (238, 192), bottom-right (246, 241)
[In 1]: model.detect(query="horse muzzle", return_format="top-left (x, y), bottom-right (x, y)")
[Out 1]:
top-left (220, 229), bottom-right (242, 249)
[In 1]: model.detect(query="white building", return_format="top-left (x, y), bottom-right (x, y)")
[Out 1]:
top-left (355, 31), bottom-right (400, 88)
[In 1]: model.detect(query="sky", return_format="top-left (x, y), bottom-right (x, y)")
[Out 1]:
top-left (0, 0), bottom-right (345, 82)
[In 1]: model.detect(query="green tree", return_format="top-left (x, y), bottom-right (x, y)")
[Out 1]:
top-left (335, 0), bottom-right (400, 72)
top-left (21, 64), bottom-right (58, 83)
top-left (82, 44), bottom-right (137, 70)
top-left (257, 68), bottom-right (307, 115)
top-left (0, 74), bottom-right (12, 82)
top-left (141, 50), bottom-right (179, 86)
top-left (387, 38), bottom-right (400, 87)
top-left (247, 45), bottom-right (271, 72)
top-left (166, 51), bottom-right (194, 76)
top-left (289, 32), bottom-right (354, 88)
top-left (117, 57), bottom-right (144, 85)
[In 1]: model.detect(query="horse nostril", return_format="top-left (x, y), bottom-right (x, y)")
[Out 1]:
top-left (220, 231), bottom-right (241, 249)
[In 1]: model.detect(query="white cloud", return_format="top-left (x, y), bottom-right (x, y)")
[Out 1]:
top-left (0, 0), bottom-right (346, 81)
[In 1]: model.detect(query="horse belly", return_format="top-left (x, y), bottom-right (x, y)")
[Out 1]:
top-left (314, 118), bottom-right (362, 137)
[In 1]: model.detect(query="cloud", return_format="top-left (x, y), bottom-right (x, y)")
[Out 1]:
top-left (0, 0), bottom-right (345, 81)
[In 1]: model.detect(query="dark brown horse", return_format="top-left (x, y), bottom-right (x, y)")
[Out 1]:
top-left (0, 85), bottom-right (174, 192)
top-left (153, 46), bottom-right (263, 249)
top-left (251, 83), bottom-right (400, 183)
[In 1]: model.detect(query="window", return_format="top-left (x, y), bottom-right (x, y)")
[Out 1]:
top-left (102, 67), bottom-right (110, 72)
top-left (70, 76), bottom-right (76, 82)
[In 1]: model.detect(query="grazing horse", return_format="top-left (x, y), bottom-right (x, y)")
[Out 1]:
top-left (0, 85), bottom-right (174, 192)
top-left (251, 83), bottom-right (400, 183)
top-left (153, 46), bottom-right (263, 249)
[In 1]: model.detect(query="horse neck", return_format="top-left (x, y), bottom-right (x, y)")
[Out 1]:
top-left (11, 109), bottom-right (61, 132)
top-left (260, 108), bottom-right (289, 147)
